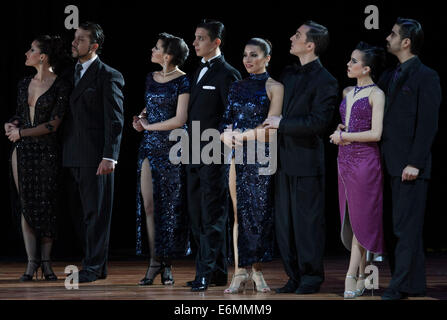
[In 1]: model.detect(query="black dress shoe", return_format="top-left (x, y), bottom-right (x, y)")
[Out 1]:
top-left (78, 270), bottom-right (99, 283)
top-left (295, 284), bottom-right (320, 294)
top-left (191, 276), bottom-right (209, 292)
top-left (381, 288), bottom-right (408, 300)
top-left (275, 279), bottom-right (299, 294)
top-left (186, 277), bottom-right (198, 287)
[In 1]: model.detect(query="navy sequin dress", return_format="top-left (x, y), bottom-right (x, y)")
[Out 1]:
top-left (221, 72), bottom-right (274, 267)
top-left (136, 73), bottom-right (190, 258)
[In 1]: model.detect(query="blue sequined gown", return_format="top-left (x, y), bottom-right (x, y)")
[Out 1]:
top-left (221, 72), bottom-right (274, 267)
top-left (136, 73), bottom-right (190, 258)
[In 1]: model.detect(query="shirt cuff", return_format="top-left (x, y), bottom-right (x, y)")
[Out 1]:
top-left (103, 157), bottom-right (117, 165)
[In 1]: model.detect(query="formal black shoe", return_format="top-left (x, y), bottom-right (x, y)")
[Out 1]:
top-left (381, 288), bottom-right (408, 300)
top-left (191, 277), bottom-right (209, 292)
top-left (275, 279), bottom-right (299, 293)
top-left (78, 270), bottom-right (99, 283)
top-left (41, 260), bottom-right (58, 281)
top-left (210, 272), bottom-right (228, 286)
top-left (408, 292), bottom-right (426, 297)
top-left (19, 260), bottom-right (40, 282)
top-left (98, 274), bottom-right (107, 280)
top-left (186, 278), bottom-right (198, 287)
top-left (295, 284), bottom-right (320, 294)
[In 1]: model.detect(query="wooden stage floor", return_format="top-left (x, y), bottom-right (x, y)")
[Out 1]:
top-left (0, 255), bottom-right (446, 300)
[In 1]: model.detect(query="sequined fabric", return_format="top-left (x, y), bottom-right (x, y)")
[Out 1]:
top-left (221, 72), bottom-right (274, 267)
top-left (136, 73), bottom-right (190, 257)
top-left (10, 76), bottom-right (71, 238)
top-left (337, 91), bottom-right (384, 254)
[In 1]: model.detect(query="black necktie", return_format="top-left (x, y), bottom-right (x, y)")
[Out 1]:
top-left (388, 65), bottom-right (401, 95)
top-left (392, 65), bottom-right (401, 83)
top-left (74, 63), bottom-right (83, 86)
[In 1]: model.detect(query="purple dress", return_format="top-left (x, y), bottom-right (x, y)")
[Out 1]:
top-left (337, 85), bottom-right (384, 256)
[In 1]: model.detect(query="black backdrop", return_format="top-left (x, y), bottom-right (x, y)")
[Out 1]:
top-left (0, 0), bottom-right (445, 261)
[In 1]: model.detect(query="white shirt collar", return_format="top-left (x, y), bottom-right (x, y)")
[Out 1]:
top-left (201, 53), bottom-right (221, 64)
top-left (78, 55), bottom-right (98, 71)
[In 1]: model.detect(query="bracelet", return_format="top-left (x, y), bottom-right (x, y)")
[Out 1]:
top-left (339, 131), bottom-right (343, 142)
top-left (18, 128), bottom-right (22, 139)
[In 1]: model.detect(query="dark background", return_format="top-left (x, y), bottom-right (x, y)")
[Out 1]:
top-left (0, 0), bottom-right (445, 262)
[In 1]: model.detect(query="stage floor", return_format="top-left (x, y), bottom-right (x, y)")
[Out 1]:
top-left (0, 255), bottom-right (446, 300)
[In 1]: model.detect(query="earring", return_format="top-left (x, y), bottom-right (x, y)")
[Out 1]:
top-left (266, 62), bottom-right (269, 67)
top-left (362, 70), bottom-right (366, 75)
top-left (39, 59), bottom-right (43, 65)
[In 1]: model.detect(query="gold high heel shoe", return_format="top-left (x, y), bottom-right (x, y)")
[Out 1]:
top-left (251, 271), bottom-right (271, 293)
top-left (224, 269), bottom-right (250, 294)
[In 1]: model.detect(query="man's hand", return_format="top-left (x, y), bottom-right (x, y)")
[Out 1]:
top-left (96, 159), bottom-right (115, 175)
top-left (402, 165), bottom-right (419, 181)
top-left (262, 116), bottom-right (282, 130)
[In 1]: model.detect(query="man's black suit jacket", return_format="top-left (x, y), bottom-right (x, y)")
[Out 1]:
top-left (187, 55), bottom-right (241, 166)
top-left (378, 57), bottom-right (441, 179)
top-left (277, 59), bottom-right (338, 176)
top-left (62, 57), bottom-right (125, 167)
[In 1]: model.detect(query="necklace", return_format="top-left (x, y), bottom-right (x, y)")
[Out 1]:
top-left (163, 67), bottom-right (179, 77)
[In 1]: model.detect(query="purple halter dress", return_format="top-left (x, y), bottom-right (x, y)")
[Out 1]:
top-left (337, 85), bottom-right (384, 257)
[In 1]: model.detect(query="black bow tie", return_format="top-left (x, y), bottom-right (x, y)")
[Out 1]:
top-left (200, 60), bottom-right (211, 68)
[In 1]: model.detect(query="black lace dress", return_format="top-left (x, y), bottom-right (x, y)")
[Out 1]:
top-left (9, 76), bottom-right (71, 238)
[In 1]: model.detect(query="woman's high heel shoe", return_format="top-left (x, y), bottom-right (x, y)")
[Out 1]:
top-left (161, 265), bottom-right (174, 285)
top-left (224, 269), bottom-right (250, 294)
top-left (41, 260), bottom-right (58, 281)
top-left (355, 274), bottom-right (366, 296)
top-left (19, 260), bottom-right (40, 282)
top-left (344, 275), bottom-right (358, 299)
top-left (139, 262), bottom-right (165, 286)
top-left (251, 271), bottom-right (271, 293)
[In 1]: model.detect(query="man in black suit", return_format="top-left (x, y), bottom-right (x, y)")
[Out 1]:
top-left (378, 18), bottom-right (441, 300)
top-left (63, 22), bottom-right (124, 283)
top-left (185, 20), bottom-right (241, 292)
top-left (263, 21), bottom-right (338, 294)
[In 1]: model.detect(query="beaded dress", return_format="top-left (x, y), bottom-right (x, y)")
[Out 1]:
top-left (221, 72), bottom-right (274, 267)
top-left (338, 84), bottom-right (384, 256)
top-left (10, 76), bottom-right (71, 238)
top-left (136, 73), bottom-right (190, 257)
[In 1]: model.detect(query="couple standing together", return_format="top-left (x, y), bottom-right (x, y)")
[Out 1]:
top-left (5, 22), bottom-right (124, 283)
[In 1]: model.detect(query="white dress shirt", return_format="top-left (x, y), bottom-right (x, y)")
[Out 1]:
top-left (197, 54), bottom-right (221, 83)
top-left (76, 55), bottom-right (117, 165)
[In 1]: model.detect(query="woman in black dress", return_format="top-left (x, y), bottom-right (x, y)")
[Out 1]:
top-left (5, 35), bottom-right (71, 281)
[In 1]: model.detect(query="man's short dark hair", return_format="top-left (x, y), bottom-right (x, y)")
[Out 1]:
top-left (197, 19), bottom-right (225, 47)
top-left (79, 21), bottom-right (105, 54)
top-left (395, 17), bottom-right (424, 55)
top-left (303, 20), bottom-right (329, 56)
